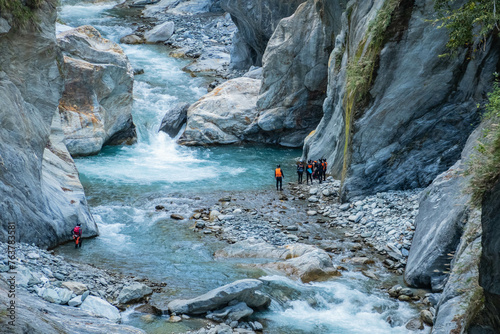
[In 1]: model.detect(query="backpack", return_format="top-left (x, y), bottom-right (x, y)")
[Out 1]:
top-left (73, 226), bottom-right (81, 235)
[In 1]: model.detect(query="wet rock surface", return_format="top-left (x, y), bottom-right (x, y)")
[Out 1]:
top-left (159, 102), bottom-right (190, 137)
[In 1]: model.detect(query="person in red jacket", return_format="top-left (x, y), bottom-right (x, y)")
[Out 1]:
top-left (72, 223), bottom-right (82, 249)
top-left (275, 165), bottom-right (284, 191)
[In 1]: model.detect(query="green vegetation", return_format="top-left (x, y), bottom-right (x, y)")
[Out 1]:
top-left (434, 2), bottom-right (500, 204)
top-left (434, 0), bottom-right (500, 53)
top-left (341, 0), bottom-right (402, 186)
top-left (467, 79), bottom-right (500, 206)
top-left (0, 0), bottom-right (47, 28)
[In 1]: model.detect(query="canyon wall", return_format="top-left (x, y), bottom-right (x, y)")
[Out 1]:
top-left (0, 2), bottom-right (98, 249)
top-left (303, 0), bottom-right (499, 199)
top-left (220, 0), bottom-right (304, 70)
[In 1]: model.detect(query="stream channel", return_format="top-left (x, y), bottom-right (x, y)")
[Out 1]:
top-left (55, 1), bottom-right (423, 333)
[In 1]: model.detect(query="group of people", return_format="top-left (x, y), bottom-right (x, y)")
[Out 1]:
top-left (274, 158), bottom-right (328, 190)
top-left (298, 159), bottom-right (327, 185)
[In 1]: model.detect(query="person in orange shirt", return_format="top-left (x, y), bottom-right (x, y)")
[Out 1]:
top-left (321, 158), bottom-right (327, 181)
top-left (275, 164), bottom-right (284, 191)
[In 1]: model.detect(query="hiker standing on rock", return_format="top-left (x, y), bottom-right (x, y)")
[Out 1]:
top-left (306, 160), bottom-right (314, 185)
top-left (275, 164), bottom-right (284, 191)
top-left (297, 160), bottom-right (304, 184)
top-left (321, 158), bottom-right (328, 181)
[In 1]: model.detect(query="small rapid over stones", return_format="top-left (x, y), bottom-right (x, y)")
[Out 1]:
top-left (48, 1), bottom-right (429, 333)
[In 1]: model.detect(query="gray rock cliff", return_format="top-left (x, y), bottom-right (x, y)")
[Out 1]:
top-left (303, 0), bottom-right (500, 199)
top-left (255, 0), bottom-right (345, 147)
top-left (220, 0), bottom-right (304, 69)
top-left (405, 123), bottom-right (484, 290)
top-left (0, 2), bottom-right (98, 249)
top-left (403, 122), bottom-right (487, 333)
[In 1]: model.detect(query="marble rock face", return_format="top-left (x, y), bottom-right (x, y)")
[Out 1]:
top-left (58, 25), bottom-right (136, 157)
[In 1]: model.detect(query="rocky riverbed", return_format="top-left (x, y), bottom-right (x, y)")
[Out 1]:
top-left (188, 177), bottom-right (420, 276)
top-left (116, 0), bottom-right (245, 80)
top-left (2, 177), bottom-right (435, 333)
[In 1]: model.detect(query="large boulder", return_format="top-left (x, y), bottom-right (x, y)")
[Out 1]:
top-left (268, 248), bottom-right (338, 283)
top-left (220, 0), bottom-right (304, 69)
top-left (405, 123), bottom-right (483, 290)
top-left (216, 240), bottom-right (337, 283)
top-left (144, 21), bottom-right (175, 43)
top-left (80, 296), bottom-right (122, 323)
top-left (303, 0), bottom-right (500, 199)
top-left (159, 102), bottom-right (190, 137)
top-left (207, 302), bottom-right (254, 322)
top-left (404, 160), bottom-right (469, 290)
top-left (167, 279), bottom-right (270, 315)
top-left (480, 179), bottom-right (500, 331)
top-left (255, 0), bottom-right (344, 147)
top-left (177, 77), bottom-right (261, 145)
top-left (62, 281), bottom-right (88, 295)
top-left (117, 283), bottom-right (153, 304)
top-left (38, 287), bottom-right (73, 305)
top-left (57, 25), bottom-right (136, 157)
top-left (41, 110), bottom-right (99, 240)
top-left (0, 2), bottom-right (98, 249)
top-left (431, 210), bottom-right (482, 334)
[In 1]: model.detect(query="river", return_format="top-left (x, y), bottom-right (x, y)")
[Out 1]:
top-left (55, 1), bottom-right (423, 333)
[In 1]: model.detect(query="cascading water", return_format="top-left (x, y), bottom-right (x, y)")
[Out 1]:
top-left (56, 1), bottom-right (426, 333)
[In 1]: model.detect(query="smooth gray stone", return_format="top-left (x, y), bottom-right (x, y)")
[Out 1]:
top-left (159, 102), bottom-right (190, 137)
top-left (117, 283), bottom-right (153, 304)
top-left (168, 279), bottom-right (270, 315)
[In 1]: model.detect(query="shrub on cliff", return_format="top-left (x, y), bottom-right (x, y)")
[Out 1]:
top-left (0, 0), bottom-right (52, 28)
top-left (435, 0), bottom-right (499, 53)
top-left (468, 79), bottom-right (500, 206)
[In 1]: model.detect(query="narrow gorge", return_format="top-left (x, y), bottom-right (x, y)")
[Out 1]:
top-left (1, 0), bottom-right (499, 333)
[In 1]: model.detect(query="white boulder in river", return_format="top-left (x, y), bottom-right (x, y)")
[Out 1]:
top-left (167, 279), bottom-right (271, 315)
top-left (57, 25), bottom-right (136, 156)
top-left (144, 21), bottom-right (175, 43)
top-left (80, 296), bottom-right (121, 323)
top-left (177, 77), bottom-right (261, 145)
